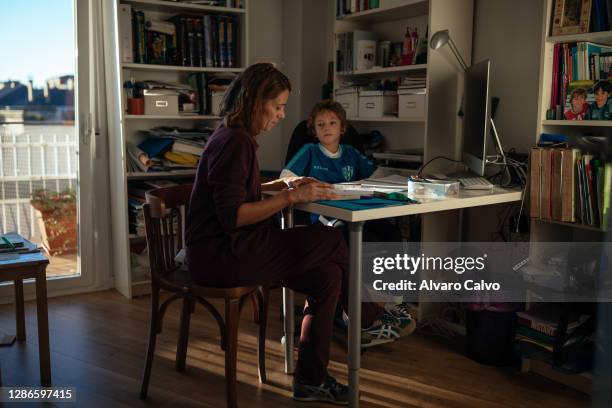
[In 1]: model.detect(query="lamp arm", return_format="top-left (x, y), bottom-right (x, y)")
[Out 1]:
top-left (447, 37), bottom-right (469, 71)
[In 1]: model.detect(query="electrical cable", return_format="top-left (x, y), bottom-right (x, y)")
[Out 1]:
top-left (416, 156), bottom-right (464, 179)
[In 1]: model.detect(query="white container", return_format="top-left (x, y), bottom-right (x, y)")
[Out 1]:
top-left (211, 90), bottom-right (226, 116)
top-left (335, 88), bottom-right (359, 118)
top-left (358, 90), bottom-right (397, 118)
top-left (144, 89), bottom-right (179, 116)
top-left (408, 178), bottom-right (459, 199)
top-left (398, 89), bottom-right (426, 120)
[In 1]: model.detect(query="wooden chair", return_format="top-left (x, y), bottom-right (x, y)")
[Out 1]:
top-left (139, 184), bottom-right (269, 408)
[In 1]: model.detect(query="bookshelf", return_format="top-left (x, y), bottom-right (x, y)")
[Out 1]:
top-left (527, 0), bottom-right (611, 392)
top-left (105, 0), bottom-right (250, 298)
top-left (333, 0), bottom-right (474, 322)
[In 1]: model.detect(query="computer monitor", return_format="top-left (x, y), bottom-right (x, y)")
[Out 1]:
top-left (462, 59), bottom-right (492, 176)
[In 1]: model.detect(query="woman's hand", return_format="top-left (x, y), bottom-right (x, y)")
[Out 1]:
top-left (284, 176), bottom-right (318, 188)
top-left (287, 181), bottom-right (338, 204)
top-left (261, 176), bottom-right (319, 192)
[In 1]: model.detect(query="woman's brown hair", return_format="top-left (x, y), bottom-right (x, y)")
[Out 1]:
top-left (307, 99), bottom-right (347, 137)
top-left (220, 63), bottom-right (291, 136)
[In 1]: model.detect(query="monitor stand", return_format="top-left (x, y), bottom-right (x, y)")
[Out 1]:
top-left (490, 118), bottom-right (511, 183)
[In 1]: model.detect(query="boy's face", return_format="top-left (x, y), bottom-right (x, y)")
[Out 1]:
top-left (572, 94), bottom-right (585, 111)
top-left (594, 89), bottom-right (609, 108)
top-left (314, 110), bottom-right (343, 148)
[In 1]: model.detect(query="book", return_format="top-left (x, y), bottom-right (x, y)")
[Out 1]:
top-left (119, 4), bottom-right (133, 63)
top-left (560, 148), bottom-right (578, 222)
top-left (0, 232), bottom-right (39, 253)
top-left (138, 138), bottom-right (174, 158)
top-left (529, 147), bottom-right (542, 218)
top-left (517, 305), bottom-right (590, 337)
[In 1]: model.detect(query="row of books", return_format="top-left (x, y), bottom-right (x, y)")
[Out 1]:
top-left (548, 41), bottom-right (612, 120)
top-left (336, 0), bottom-right (380, 17)
top-left (120, 5), bottom-right (240, 68)
top-left (529, 146), bottom-right (611, 229)
top-left (515, 305), bottom-right (592, 359)
top-left (589, 0), bottom-right (612, 33)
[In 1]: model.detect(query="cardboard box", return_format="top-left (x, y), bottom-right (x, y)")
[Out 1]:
top-left (335, 88), bottom-right (359, 118)
top-left (144, 89), bottom-right (179, 116)
top-left (358, 90), bottom-right (397, 118)
top-left (398, 89), bottom-right (426, 119)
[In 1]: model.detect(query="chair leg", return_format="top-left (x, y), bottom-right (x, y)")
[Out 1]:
top-left (257, 287), bottom-right (269, 384)
top-left (250, 292), bottom-right (260, 324)
top-left (224, 297), bottom-right (240, 408)
top-left (140, 287), bottom-right (161, 399)
top-left (176, 297), bottom-right (194, 372)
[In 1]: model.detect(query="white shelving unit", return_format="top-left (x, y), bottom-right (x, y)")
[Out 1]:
top-left (527, 0), bottom-right (610, 392)
top-left (333, 0), bottom-right (474, 321)
top-left (105, 0), bottom-right (249, 298)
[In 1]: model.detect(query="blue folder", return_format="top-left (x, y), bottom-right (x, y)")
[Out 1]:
top-left (138, 137), bottom-right (174, 158)
top-left (317, 198), bottom-right (406, 211)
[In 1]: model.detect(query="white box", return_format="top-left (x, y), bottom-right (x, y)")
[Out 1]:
top-left (144, 90), bottom-right (179, 116)
top-left (335, 88), bottom-right (359, 118)
top-left (398, 90), bottom-right (426, 119)
top-left (355, 40), bottom-right (376, 71)
top-left (211, 90), bottom-right (226, 116)
top-left (358, 90), bottom-right (397, 118)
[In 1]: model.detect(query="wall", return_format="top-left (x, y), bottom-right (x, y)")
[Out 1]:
top-left (248, 0), bottom-right (284, 171)
top-left (472, 0), bottom-right (543, 154)
top-left (465, 0), bottom-right (543, 241)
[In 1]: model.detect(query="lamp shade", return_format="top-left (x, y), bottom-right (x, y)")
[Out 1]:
top-left (429, 29), bottom-right (450, 50)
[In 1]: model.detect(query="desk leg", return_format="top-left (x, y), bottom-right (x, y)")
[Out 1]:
top-left (35, 269), bottom-right (51, 386)
top-left (348, 222), bottom-right (364, 408)
top-left (14, 279), bottom-right (25, 341)
top-left (282, 206), bottom-right (295, 374)
top-left (283, 288), bottom-right (295, 374)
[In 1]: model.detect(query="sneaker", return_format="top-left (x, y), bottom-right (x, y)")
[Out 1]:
top-left (384, 302), bottom-right (417, 335)
top-left (361, 315), bottom-right (401, 348)
top-left (342, 311), bottom-right (398, 348)
top-left (293, 375), bottom-right (349, 405)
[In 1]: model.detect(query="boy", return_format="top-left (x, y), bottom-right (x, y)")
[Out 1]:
top-left (586, 80), bottom-right (612, 120)
top-left (282, 100), bottom-right (416, 344)
top-left (564, 87), bottom-right (588, 120)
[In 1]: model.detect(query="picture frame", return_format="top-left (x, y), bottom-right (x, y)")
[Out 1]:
top-left (551, 0), bottom-right (592, 36)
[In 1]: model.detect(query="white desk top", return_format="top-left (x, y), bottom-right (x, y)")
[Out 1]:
top-left (294, 187), bottom-right (523, 222)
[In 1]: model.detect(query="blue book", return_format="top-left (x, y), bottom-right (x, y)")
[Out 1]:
top-left (138, 138), bottom-right (174, 158)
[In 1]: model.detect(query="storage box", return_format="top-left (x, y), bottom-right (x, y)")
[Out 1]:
top-left (211, 90), bottom-right (226, 116)
top-left (335, 88), bottom-right (359, 118)
top-left (398, 89), bottom-right (426, 120)
top-left (144, 89), bottom-right (179, 116)
top-left (358, 90), bottom-right (397, 118)
top-left (407, 178), bottom-right (459, 199)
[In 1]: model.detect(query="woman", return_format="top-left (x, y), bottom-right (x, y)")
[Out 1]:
top-left (185, 63), bottom-right (381, 405)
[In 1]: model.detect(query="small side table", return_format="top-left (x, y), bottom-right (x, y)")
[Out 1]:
top-left (0, 249), bottom-right (51, 386)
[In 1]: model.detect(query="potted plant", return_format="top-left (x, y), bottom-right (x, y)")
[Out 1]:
top-left (30, 188), bottom-right (77, 255)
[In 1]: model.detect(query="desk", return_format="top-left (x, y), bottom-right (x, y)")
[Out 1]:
top-left (0, 249), bottom-right (51, 386)
top-left (281, 187), bottom-right (523, 407)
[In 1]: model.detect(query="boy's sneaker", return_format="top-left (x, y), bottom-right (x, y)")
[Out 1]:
top-left (361, 315), bottom-right (401, 348)
top-left (293, 375), bottom-right (349, 405)
top-left (342, 311), bottom-right (398, 348)
top-left (384, 302), bottom-right (417, 335)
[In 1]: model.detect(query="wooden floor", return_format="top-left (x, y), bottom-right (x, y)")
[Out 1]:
top-left (0, 289), bottom-right (590, 408)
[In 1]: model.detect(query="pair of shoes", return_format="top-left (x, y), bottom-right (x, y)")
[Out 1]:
top-left (384, 302), bottom-right (417, 336)
top-left (293, 375), bottom-right (349, 405)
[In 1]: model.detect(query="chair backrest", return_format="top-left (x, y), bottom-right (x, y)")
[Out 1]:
top-left (142, 184), bottom-right (193, 285)
top-left (284, 119), bottom-right (365, 165)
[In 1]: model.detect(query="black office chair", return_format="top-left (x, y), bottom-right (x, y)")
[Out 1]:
top-left (284, 120), bottom-right (365, 165)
